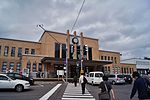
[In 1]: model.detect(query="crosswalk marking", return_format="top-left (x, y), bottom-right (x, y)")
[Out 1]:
top-left (62, 83), bottom-right (95, 100)
top-left (39, 84), bottom-right (62, 100)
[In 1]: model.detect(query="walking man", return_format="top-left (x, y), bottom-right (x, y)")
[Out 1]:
top-left (130, 71), bottom-right (150, 100)
top-left (79, 73), bottom-right (87, 94)
top-left (73, 75), bottom-right (78, 87)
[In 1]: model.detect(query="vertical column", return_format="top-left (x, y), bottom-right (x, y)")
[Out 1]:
top-left (60, 44), bottom-right (62, 58)
top-left (67, 30), bottom-right (70, 59)
top-left (80, 32), bottom-right (84, 74)
top-left (73, 31), bottom-right (77, 59)
top-left (66, 30), bottom-right (70, 82)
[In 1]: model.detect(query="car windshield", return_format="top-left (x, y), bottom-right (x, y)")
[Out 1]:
top-left (124, 75), bottom-right (131, 78)
top-left (117, 75), bottom-right (124, 78)
top-left (109, 75), bottom-right (115, 78)
top-left (8, 76), bottom-right (16, 80)
top-left (95, 73), bottom-right (103, 77)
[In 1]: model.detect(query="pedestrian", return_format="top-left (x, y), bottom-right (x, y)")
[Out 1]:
top-left (79, 72), bottom-right (87, 94)
top-left (9, 67), bottom-right (13, 73)
top-left (130, 71), bottom-right (150, 100)
top-left (6, 67), bottom-right (9, 73)
top-left (99, 75), bottom-right (115, 100)
top-left (73, 75), bottom-right (78, 87)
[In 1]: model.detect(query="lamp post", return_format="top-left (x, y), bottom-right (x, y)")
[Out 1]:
top-left (66, 38), bottom-right (68, 82)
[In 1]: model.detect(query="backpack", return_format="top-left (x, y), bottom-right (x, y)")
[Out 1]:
top-left (83, 77), bottom-right (87, 84)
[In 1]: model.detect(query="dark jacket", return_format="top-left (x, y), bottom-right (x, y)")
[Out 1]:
top-left (99, 81), bottom-right (112, 93)
top-left (130, 77), bottom-right (150, 99)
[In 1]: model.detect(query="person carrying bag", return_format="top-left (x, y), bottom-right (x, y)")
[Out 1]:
top-left (99, 75), bottom-right (115, 100)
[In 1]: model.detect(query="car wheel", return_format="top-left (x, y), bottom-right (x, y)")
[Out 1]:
top-left (15, 84), bottom-right (24, 92)
top-left (92, 81), bottom-right (94, 86)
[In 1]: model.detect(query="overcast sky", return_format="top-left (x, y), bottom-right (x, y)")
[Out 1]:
top-left (0, 0), bottom-right (150, 60)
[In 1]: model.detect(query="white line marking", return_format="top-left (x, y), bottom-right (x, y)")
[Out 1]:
top-left (62, 98), bottom-right (95, 100)
top-left (39, 84), bottom-right (61, 100)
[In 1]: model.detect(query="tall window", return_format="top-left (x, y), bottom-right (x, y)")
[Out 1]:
top-left (38, 63), bottom-right (42, 71)
top-left (108, 56), bottom-right (110, 60)
top-left (32, 63), bottom-right (37, 72)
top-left (101, 56), bottom-right (103, 60)
top-left (25, 48), bottom-right (29, 54)
top-left (9, 62), bottom-right (14, 70)
top-left (124, 68), bottom-right (126, 74)
top-left (70, 45), bottom-right (74, 59)
top-left (18, 47), bottom-right (22, 57)
top-left (111, 57), bottom-right (113, 62)
top-left (105, 66), bottom-right (107, 72)
top-left (55, 43), bottom-right (60, 58)
top-left (108, 66), bottom-right (110, 72)
top-left (31, 49), bottom-right (35, 55)
top-left (88, 47), bottom-right (92, 60)
top-left (0, 45), bottom-right (1, 56)
top-left (114, 57), bottom-right (117, 64)
top-left (11, 47), bottom-right (16, 57)
top-left (2, 62), bottom-right (7, 72)
top-left (105, 56), bottom-right (107, 60)
top-left (77, 46), bottom-right (80, 59)
top-left (83, 45), bottom-right (87, 60)
top-left (62, 44), bottom-right (66, 58)
top-left (126, 67), bottom-right (129, 74)
top-left (16, 63), bottom-right (21, 72)
top-left (129, 68), bottom-right (132, 74)
top-left (121, 67), bottom-right (123, 74)
top-left (4, 46), bottom-right (9, 56)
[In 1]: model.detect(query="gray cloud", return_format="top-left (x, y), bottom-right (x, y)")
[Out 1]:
top-left (0, 0), bottom-right (150, 59)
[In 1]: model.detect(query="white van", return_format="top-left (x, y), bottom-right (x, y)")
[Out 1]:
top-left (86, 71), bottom-right (104, 85)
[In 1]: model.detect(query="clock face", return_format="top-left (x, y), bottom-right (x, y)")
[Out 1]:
top-left (72, 37), bottom-right (79, 44)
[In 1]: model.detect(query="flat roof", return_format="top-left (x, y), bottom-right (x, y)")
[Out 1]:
top-left (99, 49), bottom-right (121, 55)
top-left (0, 38), bottom-right (41, 44)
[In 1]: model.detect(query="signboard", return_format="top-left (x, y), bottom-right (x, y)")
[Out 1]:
top-left (57, 70), bottom-right (64, 76)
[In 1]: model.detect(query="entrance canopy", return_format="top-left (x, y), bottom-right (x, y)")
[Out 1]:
top-left (41, 57), bottom-right (112, 66)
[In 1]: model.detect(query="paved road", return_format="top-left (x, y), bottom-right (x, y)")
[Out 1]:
top-left (0, 82), bottom-right (139, 100)
top-left (0, 82), bottom-right (58, 100)
top-left (87, 84), bottom-right (138, 100)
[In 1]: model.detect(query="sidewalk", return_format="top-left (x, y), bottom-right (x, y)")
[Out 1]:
top-left (62, 83), bottom-right (95, 100)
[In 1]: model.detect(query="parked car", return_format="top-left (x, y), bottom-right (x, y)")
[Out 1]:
top-left (86, 71), bottom-right (104, 85)
top-left (0, 74), bottom-right (30, 92)
top-left (108, 74), bottom-right (125, 85)
top-left (124, 74), bottom-right (133, 84)
top-left (6, 72), bottom-right (34, 85)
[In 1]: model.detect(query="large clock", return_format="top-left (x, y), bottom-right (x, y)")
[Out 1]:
top-left (72, 37), bottom-right (79, 44)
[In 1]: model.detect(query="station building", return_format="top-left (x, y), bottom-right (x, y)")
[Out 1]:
top-left (0, 30), bottom-right (136, 78)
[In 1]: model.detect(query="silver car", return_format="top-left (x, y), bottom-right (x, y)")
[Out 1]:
top-left (0, 74), bottom-right (30, 92)
top-left (108, 74), bottom-right (125, 85)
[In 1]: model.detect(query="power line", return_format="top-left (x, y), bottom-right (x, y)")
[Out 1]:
top-left (71, 0), bottom-right (86, 33)
top-left (37, 24), bottom-right (60, 43)
top-left (37, 24), bottom-right (46, 31)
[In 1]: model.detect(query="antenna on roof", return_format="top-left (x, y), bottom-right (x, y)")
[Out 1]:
top-left (37, 24), bottom-right (46, 31)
